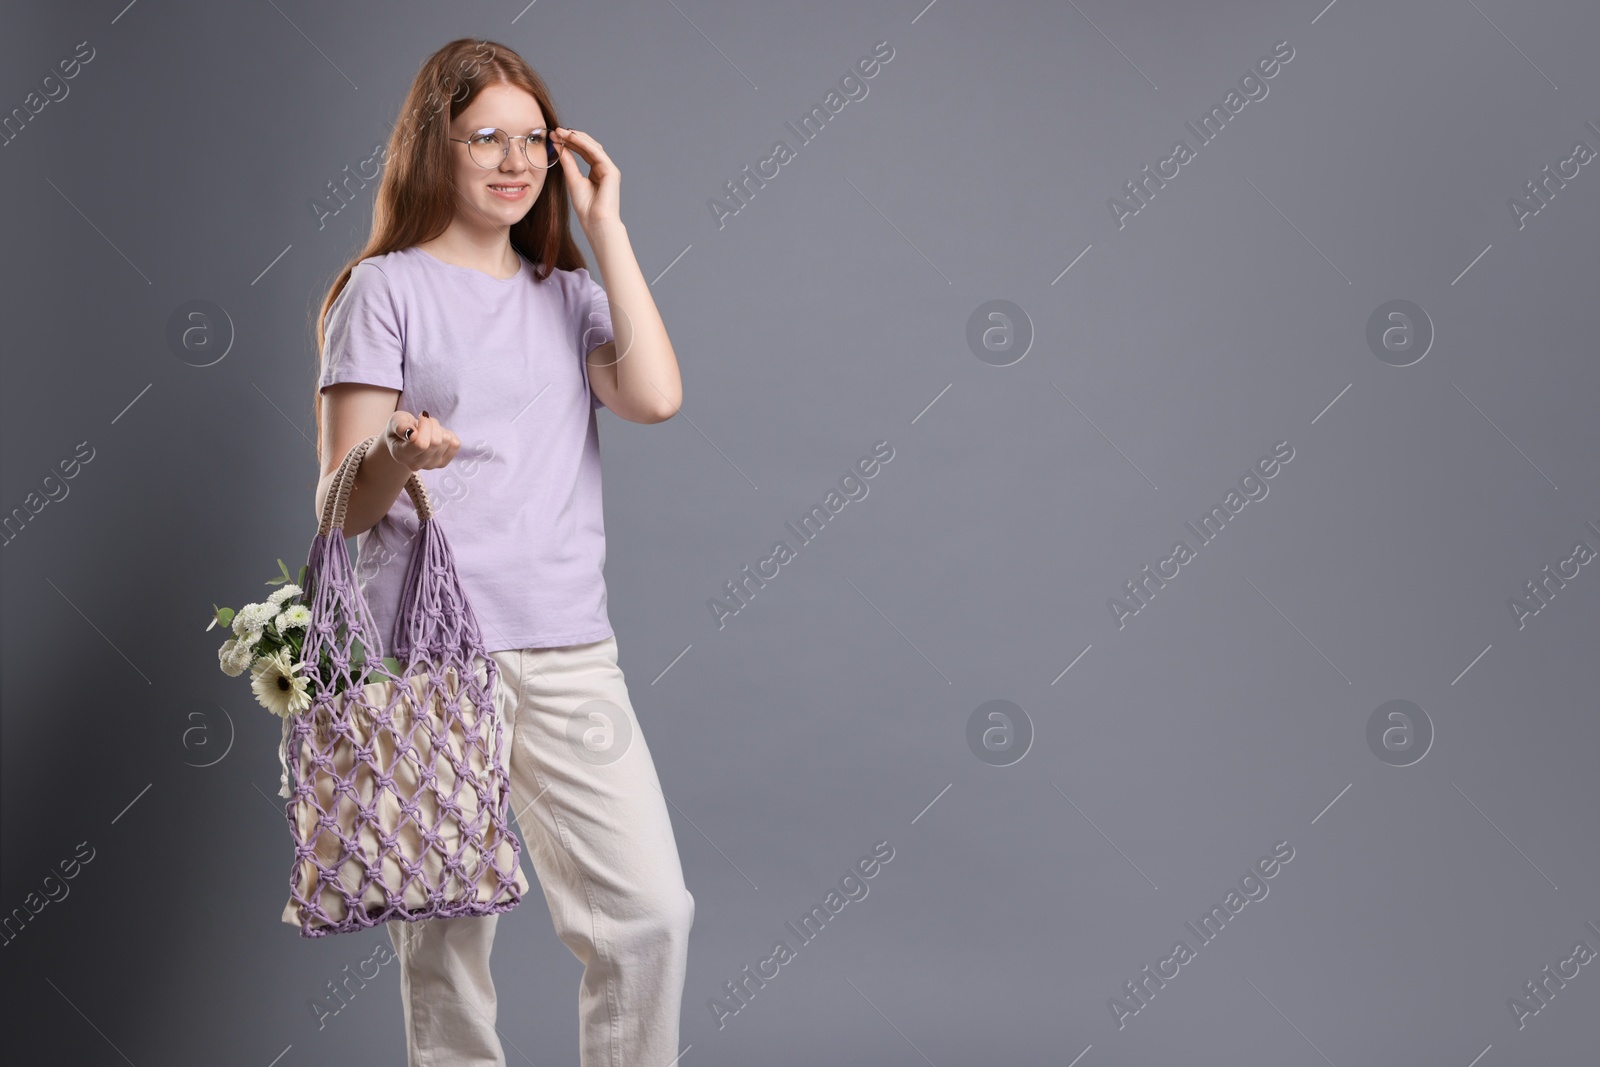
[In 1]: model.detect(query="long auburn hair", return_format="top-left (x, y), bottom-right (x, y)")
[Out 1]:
top-left (312, 37), bottom-right (590, 463)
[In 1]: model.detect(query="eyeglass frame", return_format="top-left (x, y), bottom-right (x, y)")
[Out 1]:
top-left (447, 126), bottom-right (560, 170)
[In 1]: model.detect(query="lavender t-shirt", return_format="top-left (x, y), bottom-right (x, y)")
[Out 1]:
top-left (319, 245), bottom-right (615, 654)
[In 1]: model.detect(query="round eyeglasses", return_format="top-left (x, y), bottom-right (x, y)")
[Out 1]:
top-left (449, 127), bottom-right (559, 170)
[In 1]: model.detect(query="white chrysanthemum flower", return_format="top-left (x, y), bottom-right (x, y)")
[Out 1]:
top-left (217, 637), bottom-right (256, 677)
top-left (232, 602), bottom-right (275, 637)
top-left (250, 648), bottom-right (313, 720)
top-left (275, 604), bottom-right (312, 631)
top-left (268, 583), bottom-right (303, 607)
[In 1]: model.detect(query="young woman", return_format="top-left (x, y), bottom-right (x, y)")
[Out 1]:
top-left (312, 38), bottom-right (691, 1067)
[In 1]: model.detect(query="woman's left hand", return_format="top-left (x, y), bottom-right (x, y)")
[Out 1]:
top-left (553, 127), bottom-right (620, 233)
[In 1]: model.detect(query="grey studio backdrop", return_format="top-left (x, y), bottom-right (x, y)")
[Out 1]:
top-left (1, 1), bottom-right (1595, 1065)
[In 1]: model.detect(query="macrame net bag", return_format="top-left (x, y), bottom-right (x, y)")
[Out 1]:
top-left (278, 434), bottom-right (530, 938)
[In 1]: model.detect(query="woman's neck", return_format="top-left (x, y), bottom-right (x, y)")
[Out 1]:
top-left (416, 229), bottom-right (522, 280)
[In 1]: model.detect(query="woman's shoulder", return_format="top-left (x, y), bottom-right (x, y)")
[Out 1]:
top-left (339, 249), bottom-right (431, 307)
top-left (352, 247), bottom-right (417, 278)
top-left (538, 263), bottom-right (605, 305)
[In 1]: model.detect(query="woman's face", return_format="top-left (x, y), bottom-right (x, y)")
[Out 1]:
top-left (446, 82), bottom-right (552, 228)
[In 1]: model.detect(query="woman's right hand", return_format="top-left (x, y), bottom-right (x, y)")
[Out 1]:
top-left (384, 409), bottom-right (461, 470)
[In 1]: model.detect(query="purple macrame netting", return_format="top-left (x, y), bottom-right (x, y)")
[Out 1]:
top-left (278, 434), bottom-right (528, 938)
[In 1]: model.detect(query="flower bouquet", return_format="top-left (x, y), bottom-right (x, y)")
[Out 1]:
top-left (210, 557), bottom-right (401, 720)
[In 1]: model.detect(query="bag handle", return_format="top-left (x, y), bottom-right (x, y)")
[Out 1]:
top-left (309, 431), bottom-right (488, 666)
top-left (318, 434), bottom-right (433, 537)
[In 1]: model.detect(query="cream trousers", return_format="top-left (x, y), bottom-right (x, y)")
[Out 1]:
top-left (387, 635), bottom-right (694, 1067)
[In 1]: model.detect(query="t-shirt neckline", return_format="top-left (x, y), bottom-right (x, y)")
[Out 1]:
top-left (411, 245), bottom-right (527, 284)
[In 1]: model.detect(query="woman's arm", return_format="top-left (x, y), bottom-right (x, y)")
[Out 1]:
top-left (554, 127), bottom-right (683, 424)
top-left (316, 383), bottom-right (460, 535)
top-left (583, 219), bottom-right (682, 424)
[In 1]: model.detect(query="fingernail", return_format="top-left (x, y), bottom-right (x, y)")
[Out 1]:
top-left (421, 410), bottom-right (430, 418)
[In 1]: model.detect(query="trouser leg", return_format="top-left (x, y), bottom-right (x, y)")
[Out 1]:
top-left (502, 635), bottom-right (695, 1067)
top-left (388, 912), bottom-right (506, 1067)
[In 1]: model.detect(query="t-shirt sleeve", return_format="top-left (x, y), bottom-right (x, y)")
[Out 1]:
top-left (574, 267), bottom-right (613, 410)
top-left (319, 262), bottom-right (404, 393)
